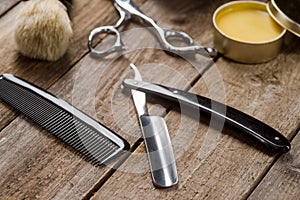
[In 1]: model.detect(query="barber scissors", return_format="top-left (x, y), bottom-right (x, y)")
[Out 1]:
top-left (88, 0), bottom-right (218, 58)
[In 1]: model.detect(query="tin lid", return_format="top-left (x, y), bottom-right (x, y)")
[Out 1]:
top-left (267, 0), bottom-right (300, 37)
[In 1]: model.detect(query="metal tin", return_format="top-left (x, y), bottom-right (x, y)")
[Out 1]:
top-left (267, 0), bottom-right (300, 37)
top-left (213, 1), bottom-right (286, 64)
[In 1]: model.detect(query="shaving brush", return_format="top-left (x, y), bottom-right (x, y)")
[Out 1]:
top-left (15, 0), bottom-right (73, 61)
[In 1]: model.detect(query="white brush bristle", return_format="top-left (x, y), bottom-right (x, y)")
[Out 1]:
top-left (15, 0), bottom-right (73, 61)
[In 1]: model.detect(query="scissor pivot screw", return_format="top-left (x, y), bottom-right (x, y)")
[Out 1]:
top-left (274, 137), bottom-right (280, 141)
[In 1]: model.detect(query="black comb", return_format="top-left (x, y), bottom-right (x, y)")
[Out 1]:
top-left (0, 74), bottom-right (129, 165)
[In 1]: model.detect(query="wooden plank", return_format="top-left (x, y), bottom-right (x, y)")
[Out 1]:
top-left (91, 24), bottom-right (300, 200)
top-left (0, 0), bottom-right (19, 16)
top-left (0, 0), bottom-right (214, 199)
top-left (0, 0), bottom-right (149, 199)
top-left (0, 27), bottom-right (207, 200)
top-left (248, 130), bottom-right (300, 200)
top-left (0, 0), bottom-right (120, 131)
top-left (0, 117), bottom-right (107, 200)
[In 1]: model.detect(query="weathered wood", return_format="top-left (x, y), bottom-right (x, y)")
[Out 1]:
top-left (0, 0), bottom-right (19, 16)
top-left (0, 28), bottom-right (208, 200)
top-left (0, 116), bottom-right (107, 199)
top-left (91, 23), bottom-right (300, 200)
top-left (0, 0), bottom-right (120, 131)
top-left (0, 0), bottom-right (148, 199)
top-left (0, 0), bottom-right (213, 198)
top-left (248, 130), bottom-right (300, 200)
top-left (1, 0), bottom-right (300, 199)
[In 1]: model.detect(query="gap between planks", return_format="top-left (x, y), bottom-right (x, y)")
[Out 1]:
top-left (245, 123), bottom-right (300, 199)
top-left (0, 0), bottom-right (20, 18)
top-left (82, 53), bottom-right (222, 198)
top-left (82, 138), bottom-right (144, 200)
top-left (0, 0), bottom-right (125, 131)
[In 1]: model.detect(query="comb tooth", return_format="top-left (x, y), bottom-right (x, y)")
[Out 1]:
top-left (62, 120), bottom-right (89, 142)
top-left (51, 118), bottom-right (77, 138)
top-left (48, 115), bottom-right (81, 141)
top-left (46, 112), bottom-right (70, 130)
top-left (0, 76), bottom-right (129, 165)
top-left (75, 128), bottom-right (110, 155)
top-left (21, 96), bottom-right (59, 118)
top-left (87, 137), bottom-right (108, 154)
top-left (72, 125), bottom-right (105, 147)
top-left (53, 119), bottom-right (95, 154)
top-left (60, 123), bottom-right (94, 153)
top-left (90, 138), bottom-right (118, 157)
top-left (97, 148), bottom-right (118, 162)
top-left (48, 114), bottom-right (75, 135)
top-left (69, 127), bottom-right (113, 161)
top-left (1, 82), bottom-right (60, 121)
top-left (62, 129), bottom-right (90, 154)
top-left (70, 126), bottom-right (91, 146)
top-left (84, 144), bottom-right (114, 163)
top-left (1, 90), bottom-right (49, 120)
top-left (59, 128), bottom-right (79, 145)
top-left (62, 124), bottom-right (115, 166)
top-left (93, 145), bottom-right (117, 161)
top-left (83, 136), bottom-right (111, 158)
top-left (52, 123), bottom-right (78, 144)
top-left (54, 116), bottom-right (112, 160)
top-left (68, 126), bottom-right (106, 156)
top-left (42, 110), bottom-right (65, 127)
top-left (63, 124), bottom-right (89, 150)
top-left (71, 120), bottom-right (102, 143)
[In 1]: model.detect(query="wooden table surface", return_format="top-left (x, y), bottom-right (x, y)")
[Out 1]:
top-left (1, 0), bottom-right (300, 199)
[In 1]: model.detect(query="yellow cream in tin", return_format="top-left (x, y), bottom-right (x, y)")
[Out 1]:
top-left (215, 4), bottom-right (283, 43)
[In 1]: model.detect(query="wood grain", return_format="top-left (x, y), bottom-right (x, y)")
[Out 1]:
top-left (0, 0), bottom-right (19, 16)
top-left (0, 0), bottom-right (147, 199)
top-left (0, 0), bottom-right (120, 131)
top-left (1, 0), bottom-right (300, 199)
top-left (248, 130), bottom-right (300, 200)
top-left (0, 116), bottom-right (108, 199)
top-left (91, 21), bottom-right (300, 200)
top-left (0, 0), bottom-right (214, 198)
top-left (0, 27), bottom-right (208, 200)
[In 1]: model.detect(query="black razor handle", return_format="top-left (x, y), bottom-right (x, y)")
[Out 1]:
top-left (0, 74), bottom-right (130, 165)
top-left (123, 79), bottom-right (291, 153)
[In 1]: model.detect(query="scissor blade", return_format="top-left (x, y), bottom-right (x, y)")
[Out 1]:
top-left (130, 64), bottom-right (147, 117)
